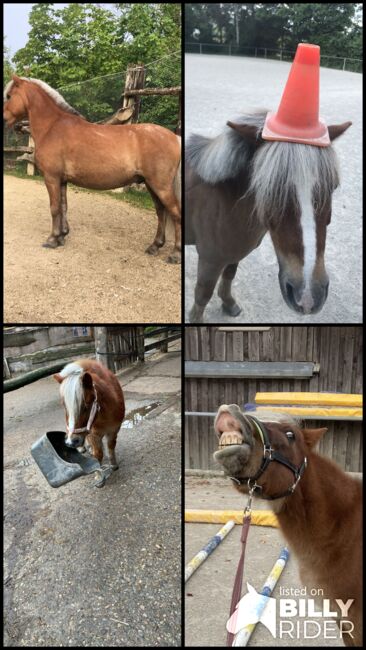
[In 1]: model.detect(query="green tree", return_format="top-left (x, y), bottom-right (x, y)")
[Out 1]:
top-left (185, 2), bottom-right (362, 66)
top-left (9, 3), bottom-right (181, 125)
top-left (3, 38), bottom-right (14, 82)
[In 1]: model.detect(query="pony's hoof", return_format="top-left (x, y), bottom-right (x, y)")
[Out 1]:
top-left (166, 252), bottom-right (181, 264)
top-left (222, 303), bottom-right (242, 317)
top-left (145, 244), bottom-right (159, 256)
top-left (188, 306), bottom-right (205, 323)
top-left (42, 238), bottom-right (59, 249)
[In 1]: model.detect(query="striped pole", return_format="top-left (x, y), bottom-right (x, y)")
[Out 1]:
top-left (185, 520), bottom-right (235, 583)
top-left (233, 547), bottom-right (290, 646)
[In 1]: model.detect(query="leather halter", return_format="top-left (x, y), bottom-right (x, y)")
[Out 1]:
top-left (229, 414), bottom-right (307, 500)
top-left (72, 384), bottom-right (100, 434)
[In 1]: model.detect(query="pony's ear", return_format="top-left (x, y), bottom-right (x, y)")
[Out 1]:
top-left (328, 121), bottom-right (352, 141)
top-left (82, 371), bottom-right (93, 390)
top-left (227, 121), bottom-right (262, 146)
top-left (302, 427), bottom-right (328, 448)
top-left (12, 74), bottom-right (22, 85)
top-left (53, 373), bottom-right (63, 383)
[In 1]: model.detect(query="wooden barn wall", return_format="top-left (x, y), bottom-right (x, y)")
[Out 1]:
top-left (185, 327), bottom-right (363, 472)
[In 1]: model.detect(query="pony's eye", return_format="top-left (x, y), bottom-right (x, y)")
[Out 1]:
top-left (286, 431), bottom-right (295, 440)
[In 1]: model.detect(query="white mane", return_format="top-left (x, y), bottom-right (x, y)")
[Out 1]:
top-left (4, 77), bottom-right (83, 116)
top-left (59, 362), bottom-right (84, 431)
top-left (186, 111), bottom-right (340, 224)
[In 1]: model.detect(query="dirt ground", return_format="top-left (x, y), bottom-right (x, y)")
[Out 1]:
top-left (4, 175), bottom-right (181, 323)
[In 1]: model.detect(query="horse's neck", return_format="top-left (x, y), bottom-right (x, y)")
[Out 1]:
top-left (277, 451), bottom-right (360, 546)
top-left (26, 86), bottom-right (64, 140)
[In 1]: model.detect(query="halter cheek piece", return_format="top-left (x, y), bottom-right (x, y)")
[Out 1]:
top-left (72, 383), bottom-right (100, 435)
top-left (229, 414), bottom-right (307, 500)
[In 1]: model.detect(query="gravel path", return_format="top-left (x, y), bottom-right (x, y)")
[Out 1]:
top-left (185, 54), bottom-right (362, 323)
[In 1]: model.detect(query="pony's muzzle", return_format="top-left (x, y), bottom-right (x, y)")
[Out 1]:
top-left (65, 434), bottom-right (84, 448)
top-left (280, 274), bottom-right (329, 315)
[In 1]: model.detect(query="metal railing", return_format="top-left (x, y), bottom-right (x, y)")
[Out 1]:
top-left (185, 43), bottom-right (362, 73)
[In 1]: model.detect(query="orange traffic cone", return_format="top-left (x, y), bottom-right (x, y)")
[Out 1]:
top-left (262, 43), bottom-right (330, 147)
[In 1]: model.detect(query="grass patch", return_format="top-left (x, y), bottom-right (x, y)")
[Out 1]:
top-left (4, 168), bottom-right (154, 211)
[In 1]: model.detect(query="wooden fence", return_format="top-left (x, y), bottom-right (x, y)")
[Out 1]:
top-left (4, 326), bottom-right (181, 392)
top-left (185, 326), bottom-right (363, 472)
top-left (4, 326), bottom-right (94, 378)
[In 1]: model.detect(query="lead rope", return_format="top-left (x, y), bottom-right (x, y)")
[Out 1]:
top-left (226, 489), bottom-right (253, 646)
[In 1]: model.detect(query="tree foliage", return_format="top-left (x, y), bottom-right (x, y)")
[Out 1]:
top-left (4, 3), bottom-right (181, 126)
top-left (185, 3), bottom-right (362, 61)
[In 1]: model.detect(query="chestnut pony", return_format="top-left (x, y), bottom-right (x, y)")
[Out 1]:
top-left (214, 405), bottom-right (362, 646)
top-left (186, 112), bottom-right (351, 320)
top-left (4, 75), bottom-right (181, 263)
top-left (54, 359), bottom-right (125, 469)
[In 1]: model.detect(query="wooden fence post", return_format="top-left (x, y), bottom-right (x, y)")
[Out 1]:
top-left (27, 135), bottom-right (35, 176)
top-left (95, 327), bottom-right (108, 367)
top-left (160, 328), bottom-right (169, 353)
top-left (122, 63), bottom-right (146, 123)
top-left (137, 327), bottom-right (145, 362)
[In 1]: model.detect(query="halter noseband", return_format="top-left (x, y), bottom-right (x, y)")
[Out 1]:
top-left (72, 383), bottom-right (100, 435)
top-left (229, 414), bottom-right (307, 500)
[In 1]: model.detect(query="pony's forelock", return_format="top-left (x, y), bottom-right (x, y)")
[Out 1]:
top-left (248, 139), bottom-right (339, 224)
top-left (186, 111), bottom-right (340, 223)
top-left (59, 362), bottom-right (84, 429)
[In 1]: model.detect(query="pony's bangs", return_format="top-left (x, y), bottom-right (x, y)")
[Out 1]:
top-left (249, 140), bottom-right (339, 224)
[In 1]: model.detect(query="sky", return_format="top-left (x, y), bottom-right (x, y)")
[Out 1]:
top-left (4, 2), bottom-right (118, 58)
top-left (4, 3), bottom-right (37, 56)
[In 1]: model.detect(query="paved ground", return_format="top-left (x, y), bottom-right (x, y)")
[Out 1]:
top-left (185, 476), bottom-right (343, 647)
top-left (4, 347), bottom-right (182, 647)
top-left (185, 54), bottom-right (362, 323)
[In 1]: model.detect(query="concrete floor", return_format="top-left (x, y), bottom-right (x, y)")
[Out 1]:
top-left (185, 54), bottom-right (362, 323)
top-left (4, 347), bottom-right (182, 647)
top-left (185, 476), bottom-right (343, 647)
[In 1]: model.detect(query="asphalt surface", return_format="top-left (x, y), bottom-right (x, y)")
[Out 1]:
top-left (185, 476), bottom-right (343, 647)
top-left (4, 347), bottom-right (182, 647)
top-left (185, 54), bottom-right (362, 323)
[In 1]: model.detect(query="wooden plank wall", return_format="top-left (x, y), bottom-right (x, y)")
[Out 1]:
top-left (106, 327), bottom-right (144, 372)
top-left (185, 327), bottom-right (363, 472)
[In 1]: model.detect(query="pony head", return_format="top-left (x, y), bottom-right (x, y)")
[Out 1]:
top-left (54, 362), bottom-right (97, 448)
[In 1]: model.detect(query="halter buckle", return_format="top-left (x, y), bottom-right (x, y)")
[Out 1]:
top-left (263, 444), bottom-right (275, 460)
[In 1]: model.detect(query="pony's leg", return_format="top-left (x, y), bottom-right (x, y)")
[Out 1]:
top-left (217, 263), bottom-right (242, 316)
top-left (58, 182), bottom-right (70, 246)
top-left (86, 433), bottom-right (104, 464)
top-left (189, 257), bottom-right (223, 323)
top-left (145, 184), bottom-right (167, 256)
top-left (145, 184), bottom-right (181, 264)
top-left (105, 430), bottom-right (119, 470)
top-left (43, 177), bottom-right (64, 248)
